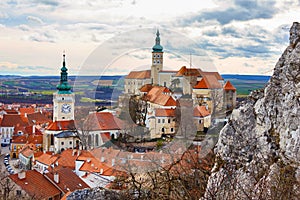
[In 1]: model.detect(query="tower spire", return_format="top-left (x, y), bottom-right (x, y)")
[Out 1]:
top-left (152, 29), bottom-right (163, 52)
top-left (56, 52), bottom-right (71, 94)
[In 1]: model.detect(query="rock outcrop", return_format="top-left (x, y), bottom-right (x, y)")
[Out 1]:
top-left (203, 22), bottom-right (300, 199)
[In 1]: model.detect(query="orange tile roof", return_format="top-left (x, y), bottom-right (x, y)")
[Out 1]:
top-left (1, 114), bottom-right (29, 127)
top-left (56, 149), bottom-right (78, 170)
top-left (9, 170), bottom-right (61, 199)
top-left (200, 71), bottom-right (223, 80)
top-left (47, 120), bottom-right (75, 131)
top-left (175, 66), bottom-right (202, 77)
top-left (35, 153), bottom-right (58, 166)
top-left (139, 84), bottom-right (153, 92)
top-left (193, 106), bottom-right (210, 117)
top-left (145, 86), bottom-right (176, 106)
top-left (19, 107), bottom-right (35, 115)
top-left (19, 144), bottom-right (35, 158)
top-left (45, 167), bottom-right (90, 193)
top-left (193, 76), bottom-right (222, 89)
top-left (155, 108), bottom-right (176, 117)
top-left (85, 112), bottom-right (121, 131)
top-left (126, 70), bottom-right (151, 79)
top-left (224, 81), bottom-right (236, 91)
top-left (27, 112), bottom-right (51, 125)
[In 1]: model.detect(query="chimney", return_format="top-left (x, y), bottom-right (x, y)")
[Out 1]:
top-left (77, 150), bottom-right (81, 156)
top-left (100, 168), bottom-right (103, 174)
top-left (54, 173), bottom-right (59, 183)
top-left (100, 157), bottom-right (105, 162)
top-left (72, 149), bottom-right (76, 156)
top-left (32, 125), bottom-right (35, 134)
top-left (112, 158), bottom-right (115, 166)
top-left (18, 171), bottom-right (26, 180)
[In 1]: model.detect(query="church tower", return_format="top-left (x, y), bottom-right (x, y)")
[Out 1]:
top-left (53, 53), bottom-right (75, 121)
top-left (151, 30), bottom-right (164, 85)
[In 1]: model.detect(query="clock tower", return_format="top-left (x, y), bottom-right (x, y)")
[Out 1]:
top-left (53, 53), bottom-right (75, 121)
top-left (151, 30), bottom-right (164, 85)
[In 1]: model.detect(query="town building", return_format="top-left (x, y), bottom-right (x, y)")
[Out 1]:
top-left (43, 54), bottom-right (79, 153)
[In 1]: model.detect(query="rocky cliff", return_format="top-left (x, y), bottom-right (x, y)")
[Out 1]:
top-left (203, 22), bottom-right (300, 199)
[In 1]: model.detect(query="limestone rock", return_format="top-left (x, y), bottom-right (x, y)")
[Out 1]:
top-left (204, 22), bottom-right (300, 199)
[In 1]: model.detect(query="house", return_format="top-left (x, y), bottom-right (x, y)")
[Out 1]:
top-left (0, 114), bottom-right (28, 146)
top-left (8, 170), bottom-right (61, 200)
top-left (18, 143), bottom-right (36, 170)
top-left (193, 105), bottom-right (211, 132)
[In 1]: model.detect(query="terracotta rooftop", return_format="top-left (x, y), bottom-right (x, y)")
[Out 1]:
top-left (155, 108), bottom-right (176, 117)
top-left (85, 112), bottom-right (121, 131)
top-left (1, 114), bottom-right (28, 127)
top-left (145, 86), bottom-right (176, 106)
top-left (193, 106), bottom-right (210, 117)
top-left (47, 120), bottom-right (75, 131)
top-left (19, 107), bottom-right (35, 115)
top-left (224, 81), bottom-right (236, 91)
top-left (35, 152), bottom-right (58, 166)
top-left (175, 66), bottom-right (202, 77)
top-left (126, 70), bottom-right (151, 79)
top-left (139, 84), bottom-right (153, 93)
top-left (19, 144), bottom-right (36, 158)
top-left (193, 75), bottom-right (222, 89)
top-left (27, 112), bottom-right (51, 125)
top-left (9, 170), bottom-right (61, 199)
top-left (200, 71), bottom-right (223, 80)
top-left (45, 167), bottom-right (90, 193)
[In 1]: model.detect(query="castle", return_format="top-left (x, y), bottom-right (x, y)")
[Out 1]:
top-left (121, 30), bottom-right (237, 139)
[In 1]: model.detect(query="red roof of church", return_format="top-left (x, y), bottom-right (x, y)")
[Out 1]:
top-left (193, 106), bottom-right (210, 117)
top-left (126, 70), bottom-right (151, 79)
top-left (9, 170), bottom-right (61, 199)
top-left (155, 108), bottom-right (176, 117)
top-left (224, 81), bottom-right (236, 91)
top-left (85, 112), bottom-right (121, 131)
top-left (47, 120), bottom-right (75, 131)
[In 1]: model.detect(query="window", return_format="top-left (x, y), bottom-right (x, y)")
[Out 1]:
top-left (162, 119), bottom-right (165, 123)
top-left (171, 128), bottom-right (174, 132)
top-left (168, 119), bottom-right (170, 123)
top-left (158, 119), bottom-right (161, 123)
top-left (199, 120), bottom-right (203, 124)
top-left (157, 60), bottom-right (160, 64)
top-left (157, 54), bottom-right (160, 58)
top-left (62, 98), bottom-right (64, 100)
top-left (164, 82), bottom-right (166, 87)
top-left (61, 142), bottom-right (64, 145)
top-left (162, 128), bottom-right (165, 132)
top-left (69, 141), bottom-right (72, 145)
top-left (16, 190), bottom-right (21, 196)
top-left (62, 117), bottom-right (65, 119)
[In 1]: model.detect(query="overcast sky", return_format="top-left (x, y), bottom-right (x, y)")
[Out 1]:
top-left (0, 0), bottom-right (299, 76)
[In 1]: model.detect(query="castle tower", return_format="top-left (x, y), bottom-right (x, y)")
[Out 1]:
top-left (53, 53), bottom-right (75, 121)
top-left (151, 30), bottom-right (164, 85)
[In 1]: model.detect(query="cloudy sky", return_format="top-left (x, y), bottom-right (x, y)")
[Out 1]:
top-left (0, 0), bottom-right (299, 76)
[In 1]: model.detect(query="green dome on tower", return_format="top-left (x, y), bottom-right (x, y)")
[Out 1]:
top-left (56, 54), bottom-right (72, 94)
top-left (152, 30), bottom-right (163, 52)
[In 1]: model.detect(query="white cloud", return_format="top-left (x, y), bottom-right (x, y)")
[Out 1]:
top-left (27, 15), bottom-right (44, 24)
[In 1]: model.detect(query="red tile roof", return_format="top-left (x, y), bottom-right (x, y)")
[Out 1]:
top-left (139, 84), bottom-right (153, 92)
top-left (35, 153), bottom-right (58, 166)
top-left (175, 66), bottom-right (202, 77)
top-left (193, 76), bottom-right (222, 89)
top-left (45, 167), bottom-right (90, 193)
top-left (126, 70), bottom-right (151, 79)
top-left (200, 71), bottom-right (223, 80)
top-left (224, 81), bottom-right (236, 91)
top-left (155, 108), bottom-right (176, 117)
top-left (47, 120), bottom-right (75, 131)
top-left (193, 106), bottom-right (210, 117)
top-left (85, 112), bottom-right (121, 131)
top-left (19, 107), bottom-right (35, 115)
top-left (145, 86), bottom-right (176, 106)
top-left (9, 170), bottom-right (61, 199)
top-left (27, 112), bottom-right (51, 125)
top-left (1, 114), bottom-right (28, 127)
